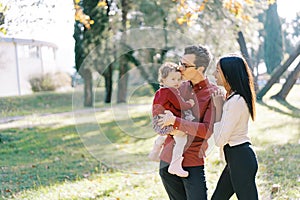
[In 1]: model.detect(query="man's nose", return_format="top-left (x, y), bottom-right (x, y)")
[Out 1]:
top-left (177, 65), bottom-right (185, 72)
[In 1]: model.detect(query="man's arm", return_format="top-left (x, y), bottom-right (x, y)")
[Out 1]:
top-left (173, 99), bottom-right (214, 139)
top-left (166, 89), bottom-right (193, 111)
top-left (159, 99), bottom-right (215, 139)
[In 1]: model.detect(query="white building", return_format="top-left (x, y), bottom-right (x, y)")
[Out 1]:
top-left (0, 37), bottom-right (58, 96)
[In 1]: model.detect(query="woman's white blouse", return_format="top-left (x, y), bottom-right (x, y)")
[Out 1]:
top-left (213, 94), bottom-right (251, 147)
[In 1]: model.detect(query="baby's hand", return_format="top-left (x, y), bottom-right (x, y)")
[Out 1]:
top-left (187, 99), bottom-right (195, 107)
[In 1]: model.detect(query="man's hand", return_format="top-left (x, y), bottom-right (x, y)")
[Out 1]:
top-left (158, 110), bottom-right (176, 127)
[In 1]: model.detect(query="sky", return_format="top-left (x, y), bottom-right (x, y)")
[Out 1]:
top-left (277, 0), bottom-right (300, 21)
top-left (2, 0), bottom-right (300, 74)
top-left (2, 0), bottom-right (75, 74)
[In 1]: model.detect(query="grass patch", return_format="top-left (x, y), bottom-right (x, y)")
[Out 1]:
top-left (0, 126), bottom-right (103, 198)
top-left (0, 92), bottom-right (75, 117)
top-left (0, 84), bottom-right (299, 199)
top-left (258, 143), bottom-right (300, 199)
top-left (0, 87), bottom-right (154, 118)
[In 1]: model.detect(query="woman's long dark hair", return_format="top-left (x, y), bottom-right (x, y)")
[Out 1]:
top-left (219, 55), bottom-right (256, 120)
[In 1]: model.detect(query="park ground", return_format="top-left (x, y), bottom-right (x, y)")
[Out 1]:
top-left (0, 84), bottom-right (299, 200)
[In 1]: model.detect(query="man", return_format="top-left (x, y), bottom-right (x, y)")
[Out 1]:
top-left (157, 45), bottom-right (217, 200)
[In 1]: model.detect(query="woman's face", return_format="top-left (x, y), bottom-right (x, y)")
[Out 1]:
top-left (213, 63), bottom-right (227, 87)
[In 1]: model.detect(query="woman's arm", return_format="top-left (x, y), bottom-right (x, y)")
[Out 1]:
top-left (213, 96), bottom-right (245, 147)
top-left (211, 89), bottom-right (225, 122)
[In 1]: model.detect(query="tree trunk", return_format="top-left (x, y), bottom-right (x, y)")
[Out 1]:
top-left (236, 31), bottom-right (259, 91)
top-left (237, 31), bottom-right (253, 70)
top-left (271, 61), bottom-right (300, 100)
top-left (82, 69), bottom-right (93, 107)
top-left (257, 44), bottom-right (300, 100)
top-left (117, 0), bottom-right (129, 103)
top-left (103, 64), bottom-right (113, 103)
top-left (117, 56), bottom-right (129, 103)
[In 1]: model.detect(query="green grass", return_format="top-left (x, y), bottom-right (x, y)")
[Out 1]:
top-left (0, 126), bottom-right (102, 195)
top-left (0, 84), bottom-right (154, 118)
top-left (0, 92), bottom-right (75, 118)
top-left (0, 84), bottom-right (299, 199)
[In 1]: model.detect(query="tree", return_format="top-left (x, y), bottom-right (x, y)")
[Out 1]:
top-left (117, 0), bottom-right (131, 103)
top-left (256, 44), bottom-right (300, 100)
top-left (0, 0), bottom-right (56, 36)
top-left (0, 3), bottom-right (8, 34)
top-left (263, 2), bottom-right (283, 74)
top-left (74, 0), bottom-right (279, 105)
top-left (73, 0), bottom-right (110, 106)
top-left (271, 61), bottom-right (300, 101)
top-left (127, 0), bottom-right (179, 91)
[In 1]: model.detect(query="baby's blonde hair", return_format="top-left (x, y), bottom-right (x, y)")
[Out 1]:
top-left (158, 62), bottom-right (179, 84)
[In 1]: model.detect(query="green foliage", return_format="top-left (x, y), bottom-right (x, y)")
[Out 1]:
top-left (74, 0), bottom-right (109, 72)
top-left (139, 1), bottom-right (165, 26)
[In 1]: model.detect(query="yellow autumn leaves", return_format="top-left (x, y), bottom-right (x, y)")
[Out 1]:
top-left (175, 0), bottom-right (276, 26)
top-left (74, 0), bottom-right (107, 29)
top-left (175, 0), bottom-right (208, 25)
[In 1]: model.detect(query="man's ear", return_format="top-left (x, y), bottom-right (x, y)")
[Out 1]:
top-left (197, 66), bottom-right (205, 73)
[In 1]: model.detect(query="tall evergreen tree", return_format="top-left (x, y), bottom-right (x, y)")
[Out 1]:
top-left (263, 2), bottom-right (283, 74)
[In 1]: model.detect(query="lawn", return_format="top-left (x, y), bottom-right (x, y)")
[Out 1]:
top-left (0, 84), bottom-right (299, 199)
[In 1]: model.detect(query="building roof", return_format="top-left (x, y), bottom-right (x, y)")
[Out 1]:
top-left (0, 37), bottom-right (58, 49)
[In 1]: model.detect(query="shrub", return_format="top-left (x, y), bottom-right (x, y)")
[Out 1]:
top-left (29, 72), bottom-right (71, 92)
top-left (52, 71), bottom-right (72, 88)
top-left (29, 73), bottom-right (55, 92)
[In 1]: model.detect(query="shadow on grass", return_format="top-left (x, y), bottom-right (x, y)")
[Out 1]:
top-left (0, 116), bottom-right (156, 198)
top-left (257, 99), bottom-right (300, 118)
top-left (75, 115), bottom-right (157, 174)
top-left (0, 125), bottom-right (104, 198)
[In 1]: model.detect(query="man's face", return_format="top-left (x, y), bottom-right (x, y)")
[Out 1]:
top-left (178, 54), bottom-right (197, 80)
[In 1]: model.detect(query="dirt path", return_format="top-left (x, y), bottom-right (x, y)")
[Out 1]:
top-left (0, 104), bottom-right (151, 130)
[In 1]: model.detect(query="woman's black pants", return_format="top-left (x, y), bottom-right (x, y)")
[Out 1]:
top-left (211, 142), bottom-right (258, 200)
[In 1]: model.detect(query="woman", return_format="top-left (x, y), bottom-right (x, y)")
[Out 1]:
top-left (211, 55), bottom-right (258, 200)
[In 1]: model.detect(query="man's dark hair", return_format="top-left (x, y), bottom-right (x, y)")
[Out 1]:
top-left (184, 45), bottom-right (211, 71)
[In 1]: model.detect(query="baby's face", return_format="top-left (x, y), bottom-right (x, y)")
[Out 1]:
top-left (162, 71), bottom-right (182, 89)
